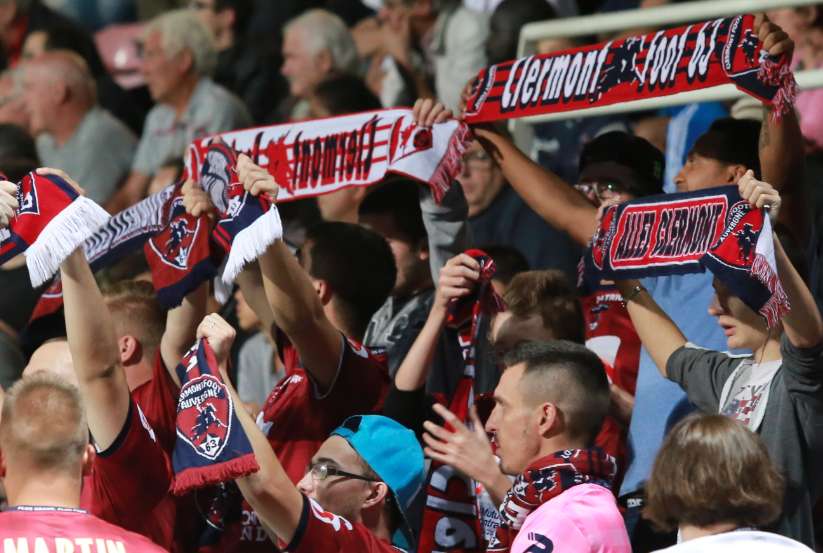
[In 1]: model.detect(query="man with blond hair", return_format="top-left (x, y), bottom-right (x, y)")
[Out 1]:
top-left (111, 8), bottom-right (250, 211)
top-left (0, 372), bottom-right (167, 550)
top-left (22, 50), bottom-right (136, 204)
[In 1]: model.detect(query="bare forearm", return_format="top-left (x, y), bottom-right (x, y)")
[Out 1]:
top-left (223, 368), bottom-right (303, 544)
top-left (473, 127), bottom-right (597, 245)
top-left (615, 280), bottom-right (687, 376)
top-left (60, 248), bottom-right (129, 448)
top-left (257, 240), bottom-right (341, 388)
top-left (236, 263), bottom-right (277, 338)
top-left (774, 236), bottom-right (823, 348)
top-left (161, 282), bottom-right (209, 385)
top-left (394, 304), bottom-right (447, 391)
top-left (760, 108), bottom-right (808, 242)
top-left (484, 470), bottom-right (512, 507)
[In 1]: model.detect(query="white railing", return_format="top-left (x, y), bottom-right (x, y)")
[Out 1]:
top-left (509, 0), bottom-right (823, 133)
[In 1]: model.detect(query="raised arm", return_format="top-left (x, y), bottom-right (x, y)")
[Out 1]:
top-left (755, 14), bottom-right (807, 243)
top-left (614, 279), bottom-right (687, 377)
top-left (738, 172), bottom-right (823, 348)
top-left (196, 314), bottom-right (302, 545)
top-left (160, 180), bottom-right (213, 384)
top-left (51, 173), bottom-right (129, 450)
top-left (237, 155), bottom-right (342, 391)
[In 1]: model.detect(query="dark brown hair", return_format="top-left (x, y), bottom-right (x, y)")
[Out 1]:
top-left (503, 270), bottom-right (584, 344)
top-left (644, 414), bottom-right (784, 532)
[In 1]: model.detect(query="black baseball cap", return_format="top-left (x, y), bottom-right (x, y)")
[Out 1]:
top-left (690, 118), bottom-right (761, 178)
top-left (578, 131), bottom-right (664, 198)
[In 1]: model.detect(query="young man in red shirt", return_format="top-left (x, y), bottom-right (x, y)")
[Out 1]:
top-left (0, 372), bottom-right (166, 553)
top-left (195, 312), bottom-right (426, 552)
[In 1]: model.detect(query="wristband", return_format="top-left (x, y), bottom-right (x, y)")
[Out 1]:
top-left (624, 284), bottom-right (647, 303)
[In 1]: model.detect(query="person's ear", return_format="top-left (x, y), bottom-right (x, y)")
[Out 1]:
top-left (362, 481), bottom-right (389, 510)
top-left (537, 402), bottom-right (560, 438)
top-left (416, 240), bottom-right (430, 263)
top-left (315, 49), bottom-right (333, 75)
top-left (315, 279), bottom-right (333, 305)
top-left (218, 7), bottom-right (236, 32)
top-left (177, 48), bottom-right (195, 75)
top-left (81, 443), bottom-right (96, 477)
top-left (118, 335), bottom-right (142, 365)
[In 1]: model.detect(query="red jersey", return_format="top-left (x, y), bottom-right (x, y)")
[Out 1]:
top-left (581, 285), bottom-right (640, 395)
top-left (208, 335), bottom-right (390, 553)
top-left (80, 401), bottom-right (173, 548)
top-left (0, 507), bottom-right (166, 553)
top-left (280, 496), bottom-right (404, 553)
top-left (131, 352), bottom-right (180, 455)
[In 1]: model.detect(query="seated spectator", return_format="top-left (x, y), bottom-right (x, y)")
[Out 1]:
top-left (616, 176), bottom-right (823, 546)
top-left (111, 8), bottom-right (251, 212)
top-left (0, 373), bottom-right (166, 551)
top-left (23, 51), bottom-right (137, 204)
top-left (0, 68), bottom-right (28, 129)
top-left (192, 0), bottom-right (287, 122)
top-left (0, 0), bottom-right (103, 71)
top-left (646, 414), bottom-right (812, 552)
top-left (20, 22), bottom-right (150, 134)
top-left (275, 9), bottom-right (359, 122)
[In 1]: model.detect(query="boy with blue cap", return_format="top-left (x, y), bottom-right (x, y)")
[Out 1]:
top-left (198, 308), bottom-right (425, 552)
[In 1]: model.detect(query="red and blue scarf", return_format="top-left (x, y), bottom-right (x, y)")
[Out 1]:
top-left (583, 185), bottom-right (789, 326)
top-left (418, 249), bottom-right (505, 553)
top-left (464, 14), bottom-right (795, 124)
top-left (0, 172), bottom-right (109, 287)
top-left (172, 338), bottom-right (258, 494)
top-left (488, 448), bottom-right (616, 552)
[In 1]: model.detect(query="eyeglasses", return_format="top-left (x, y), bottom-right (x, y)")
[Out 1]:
top-left (574, 181), bottom-right (628, 198)
top-left (308, 463), bottom-right (380, 483)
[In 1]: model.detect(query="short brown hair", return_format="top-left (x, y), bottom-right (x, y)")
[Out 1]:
top-left (503, 270), bottom-right (584, 343)
top-left (103, 280), bottom-right (166, 355)
top-left (0, 373), bottom-right (88, 471)
top-left (644, 414), bottom-right (784, 532)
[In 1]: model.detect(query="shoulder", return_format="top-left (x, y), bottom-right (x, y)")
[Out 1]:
top-left (141, 104), bottom-right (173, 134)
top-left (195, 79), bottom-right (247, 114)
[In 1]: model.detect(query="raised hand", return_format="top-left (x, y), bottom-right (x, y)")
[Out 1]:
top-left (0, 180), bottom-right (18, 228)
top-left (434, 253), bottom-right (481, 311)
top-left (237, 154), bottom-right (278, 198)
top-left (181, 178), bottom-right (214, 217)
top-left (413, 98), bottom-right (454, 127)
top-left (195, 313), bottom-right (237, 368)
top-left (738, 169), bottom-right (781, 219)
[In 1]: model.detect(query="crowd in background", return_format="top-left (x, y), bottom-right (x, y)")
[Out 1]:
top-left (1, 0), bottom-right (823, 552)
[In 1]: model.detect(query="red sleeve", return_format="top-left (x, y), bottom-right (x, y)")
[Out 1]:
top-left (312, 338), bottom-right (389, 422)
top-left (131, 353), bottom-right (180, 454)
top-left (281, 496), bottom-right (402, 553)
top-left (88, 400), bottom-right (173, 526)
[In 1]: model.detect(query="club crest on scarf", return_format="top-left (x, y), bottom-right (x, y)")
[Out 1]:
top-left (464, 14), bottom-right (796, 124)
top-left (16, 177), bottom-right (40, 216)
top-left (147, 196), bottom-right (201, 271)
top-left (388, 117), bottom-right (434, 164)
top-left (706, 200), bottom-right (762, 268)
top-left (175, 344), bottom-right (233, 461)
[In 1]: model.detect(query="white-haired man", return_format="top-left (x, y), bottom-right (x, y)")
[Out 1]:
top-left (23, 50), bottom-right (136, 204)
top-left (279, 9), bottom-right (359, 121)
top-left (110, 8), bottom-right (250, 212)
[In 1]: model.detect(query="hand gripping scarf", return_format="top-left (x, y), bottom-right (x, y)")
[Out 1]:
top-left (583, 185), bottom-right (789, 327)
top-left (144, 181), bottom-right (219, 308)
top-left (464, 14), bottom-right (796, 124)
top-left (172, 338), bottom-right (259, 494)
top-left (186, 107), bottom-right (470, 205)
top-left (0, 172), bottom-right (110, 287)
top-left (487, 448), bottom-right (616, 552)
top-left (418, 249), bottom-right (505, 553)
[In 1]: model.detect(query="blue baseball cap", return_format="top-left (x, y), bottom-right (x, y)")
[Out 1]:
top-left (332, 415), bottom-right (425, 548)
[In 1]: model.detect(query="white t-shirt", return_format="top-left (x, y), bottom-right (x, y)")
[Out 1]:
top-left (655, 530), bottom-right (814, 553)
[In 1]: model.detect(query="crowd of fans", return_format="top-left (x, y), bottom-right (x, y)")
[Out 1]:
top-left (1, 0), bottom-right (823, 552)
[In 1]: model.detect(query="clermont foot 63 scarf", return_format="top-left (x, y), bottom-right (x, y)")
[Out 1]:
top-left (487, 449), bottom-right (616, 552)
top-left (187, 108), bottom-right (470, 205)
top-left (418, 249), bottom-right (505, 553)
top-left (464, 14), bottom-right (796, 124)
top-left (0, 172), bottom-right (109, 287)
top-left (172, 338), bottom-right (258, 494)
top-left (145, 181), bottom-right (218, 308)
top-left (584, 185), bottom-right (789, 326)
